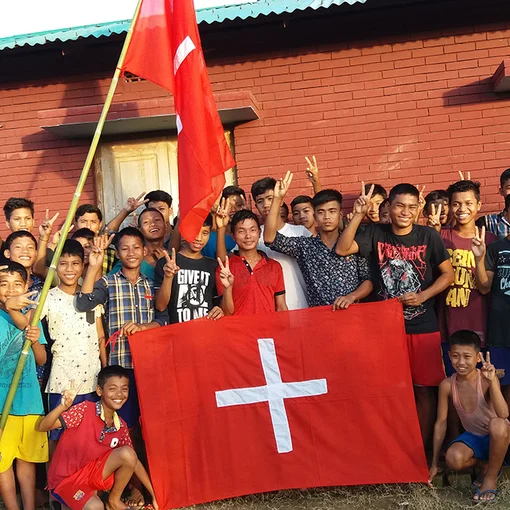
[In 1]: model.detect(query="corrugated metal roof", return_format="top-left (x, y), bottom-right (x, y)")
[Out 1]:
top-left (0, 0), bottom-right (367, 51)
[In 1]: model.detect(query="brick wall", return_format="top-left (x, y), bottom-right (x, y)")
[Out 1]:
top-left (1, 20), bottom-right (510, 238)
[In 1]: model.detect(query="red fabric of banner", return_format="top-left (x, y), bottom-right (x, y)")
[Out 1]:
top-left (122, 0), bottom-right (235, 241)
top-left (130, 300), bottom-right (428, 509)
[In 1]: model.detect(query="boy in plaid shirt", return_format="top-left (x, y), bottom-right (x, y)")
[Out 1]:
top-left (76, 227), bottom-right (168, 428)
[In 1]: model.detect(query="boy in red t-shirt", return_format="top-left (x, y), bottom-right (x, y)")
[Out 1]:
top-left (38, 366), bottom-right (158, 510)
top-left (216, 210), bottom-right (287, 315)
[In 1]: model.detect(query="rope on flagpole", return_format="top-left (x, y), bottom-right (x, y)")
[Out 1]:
top-left (0, 0), bottom-right (145, 437)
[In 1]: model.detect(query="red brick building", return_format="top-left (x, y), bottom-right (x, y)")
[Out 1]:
top-left (1, 0), bottom-right (510, 236)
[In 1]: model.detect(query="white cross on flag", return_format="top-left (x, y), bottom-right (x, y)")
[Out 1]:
top-left (130, 300), bottom-right (428, 509)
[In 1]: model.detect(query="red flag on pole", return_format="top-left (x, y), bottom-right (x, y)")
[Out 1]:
top-left (130, 300), bottom-right (428, 508)
top-left (122, 0), bottom-right (235, 241)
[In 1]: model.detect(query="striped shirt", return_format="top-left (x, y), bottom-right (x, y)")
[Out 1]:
top-left (476, 212), bottom-right (510, 239)
top-left (76, 270), bottom-right (168, 368)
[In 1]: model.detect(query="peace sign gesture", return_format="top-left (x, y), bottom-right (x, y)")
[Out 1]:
top-left (458, 170), bottom-right (471, 181)
top-left (426, 203), bottom-right (442, 230)
top-left (416, 184), bottom-right (426, 212)
top-left (274, 171), bottom-right (293, 200)
top-left (95, 228), bottom-right (115, 251)
top-left (215, 197), bottom-right (231, 230)
top-left (304, 156), bottom-right (319, 184)
top-left (217, 256), bottom-right (234, 289)
top-left (124, 192), bottom-right (149, 213)
top-left (353, 181), bottom-right (374, 216)
top-left (471, 226), bottom-right (486, 260)
top-left (61, 380), bottom-right (82, 409)
top-left (481, 351), bottom-right (496, 381)
top-left (163, 248), bottom-right (180, 278)
top-left (38, 209), bottom-right (59, 240)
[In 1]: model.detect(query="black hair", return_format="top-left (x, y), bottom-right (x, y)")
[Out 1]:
top-left (449, 330), bottom-right (481, 352)
top-left (291, 195), bottom-right (313, 209)
top-left (447, 180), bottom-right (481, 202)
top-left (3, 198), bottom-right (35, 221)
top-left (424, 190), bottom-right (448, 209)
top-left (75, 204), bottom-right (103, 223)
top-left (364, 183), bottom-right (387, 199)
top-left (500, 168), bottom-right (510, 188)
top-left (71, 228), bottom-right (95, 242)
top-left (5, 231), bottom-right (37, 251)
top-left (231, 210), bottom-right (260, 233)
top-left (251, 177), bottom-right (276, 200)
top-left (280, 202), bottom-right (289, 219)
top-left (203, 213), bottom-right (213, 229)
top-left (221, 186), bottom-right (246, 200)
top-left (389, 183), bottom-right (419, 203)
top-left (379, 198), bottom-right (390, 211)
top-left (0, 261), bottom-right (28, 284)
top-left (505, 194), bottom-right (510, 211)
top-left (145, 190), bottom-right (172, 208)
top-left (138, 207), bottom-right (165, 228)
top-left (97, 365), bottom-right (130, 388)
top-left (114, 227), bottom-right (145, 248)
top-left (311, 189), bottom-right (343, 209)
top-left (61, 239), bottom-right (84, 262)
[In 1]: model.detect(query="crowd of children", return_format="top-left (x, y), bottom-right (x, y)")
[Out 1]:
top-left (2, 161), bottom-right (510, 507)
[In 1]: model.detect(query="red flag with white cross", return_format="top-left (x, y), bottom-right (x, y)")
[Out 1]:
top-left (122, 0), bottom-right (235, 242)
top-left (129, 300), bottom-right (428, 508)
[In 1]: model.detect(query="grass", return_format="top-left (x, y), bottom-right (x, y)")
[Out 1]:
top-left (193, 474), bottom-right (510, 510)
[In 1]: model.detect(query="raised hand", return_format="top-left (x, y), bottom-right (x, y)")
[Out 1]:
top-left (61, 380), bottom-right (82, 409)
top-left (217, 256), bottom-right (234, 289)
top-left (471, 226), bottom-right (486, 260)
top-left (273, 171), bottom-right (293, 201)
top-left (215, 197), bottom-right (231, 230)
top-left (304, 156), bottom-right (319, 184)
top-left (96, 228), bottom-right (115, 251)
top-left (5, 290), bottom-right (39, 311)
top-left (153, 247), bottom-right (166, 261)
top-left (88, 245), bottom-right (104, 269)
top-left (458, 170), bottom-right (471, 181)
top-left (49, 224), bottom-right (74, 249)
top-left (417, 185), bottom-right (426, 212)
top-left (124, 192), bottom-right (149, 213)
top-left (25, 325), bottom-right (41, 345)
top-left (481, 351), bottom-right (496, 381)
top-left (426, 203), bottom-right (442, 229)
top-left (163, 248), bottom-right (180, 278)
top-left (38, 209), bottom-right (59, 240)
top-left (353, 181), bottom-right (375, 216)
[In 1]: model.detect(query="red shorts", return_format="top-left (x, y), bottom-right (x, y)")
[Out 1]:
top-left (52, 451), bottom-right (114, 510)
top-left (406, 332), bottom-right (445, 387)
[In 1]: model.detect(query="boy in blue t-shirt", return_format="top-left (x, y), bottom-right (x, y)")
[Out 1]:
top-left (0, 261), bottom-right (48, 510)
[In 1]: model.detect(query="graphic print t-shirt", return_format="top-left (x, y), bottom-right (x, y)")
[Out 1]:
top-left (440, 228), bottom-right (496, 346)
top-left (154, 253), bottom-right (219, 324)
top-left (485, 237), bottom-right (510, 347)
top-left (356, 223), bottom-right (450, 334)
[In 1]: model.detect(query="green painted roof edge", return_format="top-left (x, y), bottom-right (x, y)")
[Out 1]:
top-left (0, 0), bottom-right (367, 51)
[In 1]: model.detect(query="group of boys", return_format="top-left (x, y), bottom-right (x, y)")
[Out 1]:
top-left (2, 160), bottom-right (510, 507)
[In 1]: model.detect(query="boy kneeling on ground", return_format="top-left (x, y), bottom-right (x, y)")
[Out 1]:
top-left (429, 330), bottom-right (510, 503)
top-left (38, 366), bottom-right (158, 510)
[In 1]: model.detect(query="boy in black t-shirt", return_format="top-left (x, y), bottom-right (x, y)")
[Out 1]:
top-left (154, 214), bottom-right (223, 324)
top-left (337, 182), bottom-right (454, 445)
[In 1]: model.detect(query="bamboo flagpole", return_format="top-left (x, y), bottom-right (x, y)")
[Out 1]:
top-left (0, 0), bottom-right (144, 437)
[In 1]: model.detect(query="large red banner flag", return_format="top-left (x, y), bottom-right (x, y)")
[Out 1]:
top-left (122, 0), bottom-right (235, 241)
top-left (130, 300), bottom-right (428, 509)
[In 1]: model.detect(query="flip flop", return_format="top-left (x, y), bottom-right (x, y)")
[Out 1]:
top-left (472, 469), bottom-right (502, 489)
top-left (472, 488), bottom-right (499, 503)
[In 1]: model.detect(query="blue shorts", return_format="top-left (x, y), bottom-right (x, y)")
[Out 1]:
top-left (116, 368), bottom-right (139, 429)
top-left (48, 393), bottom-right (98, 440)
top-left (450, 431), bottom-right (491, 460)
top-left (487, 347), bottom-right (510, 385)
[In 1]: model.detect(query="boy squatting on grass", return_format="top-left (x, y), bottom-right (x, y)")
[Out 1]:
top-left (429, 330), bottom-right (510, 503)
top-left (38, 366), bottom-right (158, 510)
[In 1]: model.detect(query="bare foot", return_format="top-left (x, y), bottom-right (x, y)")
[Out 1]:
top-left (107, 498), bottom-right (130, 510)
top-left (122, 487), bottom-right (145, 507)
top-left (472, 462), bottom-right (488, 488)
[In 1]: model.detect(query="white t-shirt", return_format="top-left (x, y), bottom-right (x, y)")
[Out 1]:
top-left (41, 287), bottom-right (104, 395)
top-left (258, 223), bottom-right (311, 310)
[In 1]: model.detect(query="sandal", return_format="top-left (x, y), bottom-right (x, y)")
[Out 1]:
top-left (472, 488), bottom-right (499, 503)
top-left (472, 469), bottom-right (502, 489)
